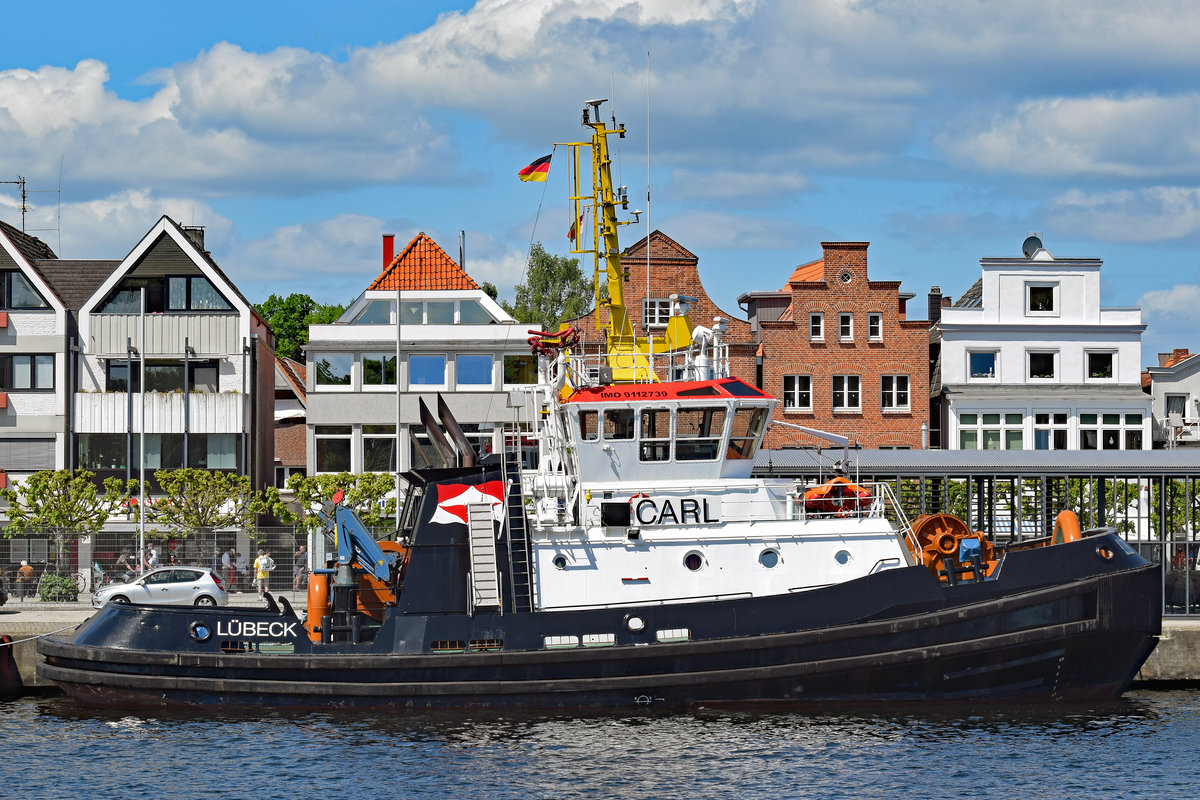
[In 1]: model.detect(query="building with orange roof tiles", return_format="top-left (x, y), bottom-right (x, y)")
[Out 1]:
top-left (1143, 348), bottom-right (1200, 446)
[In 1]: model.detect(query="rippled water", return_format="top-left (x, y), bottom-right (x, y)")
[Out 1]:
top-left (2, 690), bottom-right (1195, 799)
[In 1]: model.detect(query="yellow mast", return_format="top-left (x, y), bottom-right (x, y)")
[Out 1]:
top-left (563, 99), bottom-right (692, 382)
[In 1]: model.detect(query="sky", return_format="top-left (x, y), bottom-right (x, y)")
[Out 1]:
top-left (3, 0), bottom-right (1200, 364)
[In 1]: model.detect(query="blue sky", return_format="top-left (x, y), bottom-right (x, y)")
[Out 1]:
top-left (3, 0), bottom-right (1200, 363)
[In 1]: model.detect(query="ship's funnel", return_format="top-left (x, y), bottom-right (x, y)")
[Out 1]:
top-left (438, 394), bottom-right (476, 468)
top-left (417, 397), bottom-right (455, 468)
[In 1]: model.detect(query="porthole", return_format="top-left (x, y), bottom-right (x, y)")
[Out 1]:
top-left (840, 271), bottom-right (853, 284)
top-left (189, 621), bottom-right (212, 643)
top-left (684, 552), bottom-right (704, 571)
top-left (625, 614), bottom-right (646, 633)
top-left (834, 549), bottom-right (852, 565)
top-left (759, 549), bottom-right (780, 569)
top-left (552, 554), bottom-right (568, 570)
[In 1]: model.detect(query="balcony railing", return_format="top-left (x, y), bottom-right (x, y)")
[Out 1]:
top-left (75, 391), bottom-right (245, 433)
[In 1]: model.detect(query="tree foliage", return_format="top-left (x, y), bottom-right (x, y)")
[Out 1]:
top-left (281, 472), bottom-right (398, 532)
top-left (255, 293), bottom-right (348, 361)
top-left (143, 468), bottom-right (278, 538)
top-left (1, 470), bottom-right (135, 566)
top-left (501, 242), bottom-right (594, 329)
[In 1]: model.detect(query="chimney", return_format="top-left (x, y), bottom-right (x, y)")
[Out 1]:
top-left (1173, 348), bottom-right (1191, 364)
top-left (382, 233), bottom-right (395, 269)
top-left (1159, 352), bottom-right (1172, 367)
top-left (181, 225), bottom-right (205, 251)
top-left (928, 286), bottom-right (943, 323)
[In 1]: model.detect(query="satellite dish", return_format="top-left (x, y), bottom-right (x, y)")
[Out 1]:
top-left (1022, 235), bottom-right (1043, 258)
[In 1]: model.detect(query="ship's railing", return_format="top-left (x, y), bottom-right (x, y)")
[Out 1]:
top-left (565, 341), bottom-right (731, 388)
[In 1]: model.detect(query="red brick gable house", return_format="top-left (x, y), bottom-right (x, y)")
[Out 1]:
top-left (740, 242), bottom-right (930, 449)
top-left (563, 230), bottom-right (756, 381)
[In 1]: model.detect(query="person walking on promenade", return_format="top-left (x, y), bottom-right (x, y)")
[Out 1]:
top-left (16, 560), bottom-right (35, 600)
top-left (211, 547), bottom-right (222, 575)
top-left (223, 548), bottom-right (237, 592)
top-left (254, 550), bottom-right (275, 597)
top-left (293, 544), bottom-right (309, 592)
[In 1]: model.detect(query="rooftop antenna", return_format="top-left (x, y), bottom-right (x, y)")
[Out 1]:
top-left (0, 175), bottom-right (28, 231)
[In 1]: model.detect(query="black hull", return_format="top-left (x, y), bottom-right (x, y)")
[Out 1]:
top-left (37, 534), bottom-right (1161, 710)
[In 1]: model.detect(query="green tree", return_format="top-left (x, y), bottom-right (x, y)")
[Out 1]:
top-left (501, 242), bottom-right (594, 328)
top-left (1, 470), bottom-right (135, 568)
top-left (481, 281), bottom-right (499, 300)
top-left (144, 468), bottom-right (279, 543)
top-left (281, 472), bottom-right (398, 532)
top-left (256, 293), bottom-right (348, 360)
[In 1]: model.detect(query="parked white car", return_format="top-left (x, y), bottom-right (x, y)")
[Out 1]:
top-left (92, 567), bottom-right (229, 608)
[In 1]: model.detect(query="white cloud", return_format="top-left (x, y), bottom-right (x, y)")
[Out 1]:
top-left (660, 209), bottom-right (826, 251)
top-left (1138, 283), bottom-right (1200, 318)
top-left (1047, 187), bottom-right (1200, 242)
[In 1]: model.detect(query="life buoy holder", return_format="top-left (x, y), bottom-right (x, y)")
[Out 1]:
top-left (1052, 510), bottom-right (1082, 545)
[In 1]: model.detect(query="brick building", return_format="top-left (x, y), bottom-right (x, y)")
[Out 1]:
top-left (740, 242), bottom-right (930, 449)
top-left (564, 230), bottom-right (756, 381)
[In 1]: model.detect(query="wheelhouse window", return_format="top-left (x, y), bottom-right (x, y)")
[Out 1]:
top-left (603, 409), bottom-right (634, 440)
top-left (578, 410), bottom-right (598, 441)
top-left (0, 354), bottom-right (54, 390)
top-left (676, 406), bottom-right (726, 461)
top-left (643, 298), bottom-right (671, 329)
top-left (362, 353), bottom-right (397, 386)
top-left (314, 353), bottom-right (353, 386)
top-left (969, 351), bottom-right (997, 380)
top-left (727, 407), bottom-right (767, 460)
top-left (809, 313), bottom-right (823, 341)
top-left (782, 375), bottom-right (812, 412)
top-left (1, 269), bottom-right (49, 309)
top-left (1087, 351), bottom-right (1115, 380)
top-left (639, 408), bottom-right (671, 462)
top-left (832, 375), bottom-right (860, 411)
top-left (409, 354), bottom-right (446, 386)
top-left (881, 375), bottom-right (909, 411)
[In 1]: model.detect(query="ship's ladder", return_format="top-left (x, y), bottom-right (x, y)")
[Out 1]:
top-left (502, 425), bottom-right (535, 613)
top-left (467, 502), bottom-right (501, 613)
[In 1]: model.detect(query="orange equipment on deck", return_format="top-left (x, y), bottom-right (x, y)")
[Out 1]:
top-left (1052, 510), bottom-right (1082, 544)
top-left (908, 513), bottom-right (997, 581)
top-left (303, 541), bottom-right (410, 642)
top-left (803, 477), bottom-right (872, 515)
top-left (304, 573), bottom-right (330, 643)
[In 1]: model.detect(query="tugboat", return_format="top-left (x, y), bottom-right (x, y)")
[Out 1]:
top-left (38, 101), bottom-right (1160, 709)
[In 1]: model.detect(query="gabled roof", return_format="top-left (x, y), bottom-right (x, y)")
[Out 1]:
top-left (275, 356), bottom-right (307, 403)
top-left (784, 258), bottom-right (823, 288)
top-left (34, 259), bottom-right (120, 311)
top-left (367, 232), bottom-right (478, 291)
top-left (0, 218), bottom-right (57, 263)
top-left (954, 278), bottom-right (983, 308)
top-left (622, 230), bottom-right (698, 262)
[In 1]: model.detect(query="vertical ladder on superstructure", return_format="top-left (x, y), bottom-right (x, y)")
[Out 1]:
top-left (503, 427), bottom-right (534, 613)
top-left (466, 502), bottom-right (500, 614)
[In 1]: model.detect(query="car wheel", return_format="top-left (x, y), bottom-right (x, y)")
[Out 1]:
top-left (194, 595), bottom-right (217, 607)
top-left (111, 595), bottom-right (131, 604)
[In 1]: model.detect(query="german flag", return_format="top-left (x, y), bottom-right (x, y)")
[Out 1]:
top-left (518, 154), bottom-right (552, 182)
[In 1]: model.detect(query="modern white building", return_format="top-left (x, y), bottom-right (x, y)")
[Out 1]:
top-left (933, 237), bottom-right (1150, 451)
top-left (304, 233), bottom-right (536, 478)
top-left (1143, 348), bottom-right (1200, 447)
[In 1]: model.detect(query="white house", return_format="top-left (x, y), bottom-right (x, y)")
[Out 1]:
top-left (934, 237), bottom-right (1150, 450)
top-left (304, 233), bottom-right (536, 478)
top-left (1144, 348), bottom-right (1200, 447)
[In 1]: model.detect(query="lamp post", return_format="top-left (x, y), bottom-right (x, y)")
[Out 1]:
top-left (138, 286), bottom-right (146, 573)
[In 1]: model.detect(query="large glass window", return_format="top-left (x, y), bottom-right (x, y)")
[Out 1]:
top-left (504, 354), bottom-right (537, 385)
top-left (105, 359), bottom-right (217, 392)
top-left (351, 300), bottom-right (393, 324)
top-left (459, 300), bottom-right (495, 324)
top-left (1034, 412), bottom-right (1069, 450)
top-left (188, 433), bottom-right (238, 469)
top-left (727, 407), bottom-right (767, 460)
top-left (457, 354), bottom-right (493, 386)
top-left (409, 354), bottom-right (446, 386)
top-left (1080, 413), bottom-right (1143, 450)
top-left (78, 434), bottom-right (127, 470)
top-left (314, 353), bottom-right (352, 386)
top-left (363, 425), bottom-right (396, 472)
top-left (832, 375), bottom-right (860, 411)
top-left (2, 270), bottom-right (49, 309)
top-left (782, 375), bottom-right (812, 412)
top-left (881, 375), bottom-right (909, 411)
top-left (639, 408), bottom-right (671, 462)
top-left (99, 275), bottom-right (230, 313)
top-left (315, 426), bottom-right (352, 472)
top-left (362, 353), bottom-right (397, 386)
top-left (2, 354), bottom-right (54, 390)
top-left (676, 406), bottom-right (726, 461)
top-left (959, 412), bottom-right (1024, 450)
top-left (426, 302), bottom-right (454, 324)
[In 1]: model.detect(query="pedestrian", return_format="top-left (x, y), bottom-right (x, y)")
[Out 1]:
top-left (146, 545), bottom-right (159, 570)
top-left (116, 548), bottom-right (136, 582)
top-left (225, 547), bottom-right (238, 592)
top-left (253, 549), bottom-right (275, 597)
top-left (16, 560), bottom-right (35, 600)
top-left (211, 547), bottom-right (222, 575)
top-left (235, 552), bottom-right (248, 589)
top-left (293, 544), bottom-right (309, 591)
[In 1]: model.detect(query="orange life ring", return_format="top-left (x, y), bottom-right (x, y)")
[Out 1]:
top-left (1052, 510), bottom-right (1082, 544)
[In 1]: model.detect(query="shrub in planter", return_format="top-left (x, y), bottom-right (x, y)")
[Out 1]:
top-left (38, 573), bottom-right (79, 602)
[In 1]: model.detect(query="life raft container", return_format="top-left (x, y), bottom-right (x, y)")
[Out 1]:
top-left (803, 477), bottom-right (872, 515)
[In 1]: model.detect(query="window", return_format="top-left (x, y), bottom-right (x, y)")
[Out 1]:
top-left (426, 301), bottom-right (454, 324)
top-left (141, 434), bottom-right (185, 469)
top-left (643, 298), bottom-right (671, 329)
top-left (456, 354), bottom-right (493, 387)
top-left (1166, 394), bottom-right (1189, 421)
top-left (1026, 282), bottom-right (1058, 315)
top-left (188, 433), bottom-right (238, 469)
top-left (105, 359), bottom-right (217, 392)
top-left (809, 313), bottom-right (824, 341)
top-left (832, 375), bottom-right (860, 411)
top-left (639, 408), bottom-right (671, 462)
top-left (459, 300), bottom-right (496, 324)
top-left (969, 351), bottom-right (998, 380)
top-left (0, 354), bottom-right (54, 390)
top-left (1027, 351), bottom-right (1056, 380)
top-left (1033, 412), bottom-right (1069, 450)
top-left (578, 410), bottom-right (598, 441)
top-left (1080, 413), bottom-right (1143, 450)
top-left (1087, 351), bottom-right (1115, 380)
top-left (362, 354), bottom-right (397, 386)
top-left (350, 300), bottom-right (393, 324)
top-left (314, 353), bottom-right (353, 387)
top-left (782, 375), bottom-right (812, 412)
top-left (78, 433), bottom-right (127, 470)
top-left (98, 275), bottom-right (231, 313)
top-left (409, 354), bottom-right (446, 386)
top-left (503, 354), bottom-right (537, 385)
top-left (603, 409), bottom-right (635, 440)
top-left (1, 270), bottom-right (49, 309)
top-left (676, 406), bottom-right (726, 461)
top-left (315, 426), bottom-right (352, 472)
top-left (868, 313), bottom-right (882, 341)
top-left (881, 375), bottom-right (909, 411)
top-left (727, 407), bottom-right (767, 460)
top-left (958, 412), bottom-right (1024, 450)
top-left (363, 425), bottom-right (396, 472)
top-left (839, 313), bottom-right (853, 342)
